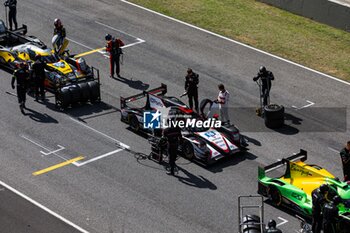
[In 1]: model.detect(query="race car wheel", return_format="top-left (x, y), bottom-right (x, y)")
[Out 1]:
top-left (182, 141), bottom-right (194, 160)
top-left (69, 85), bottom-right (81, 104)
top-left (267, 185), bottom-right (282, 206)
top-left (130, 115), bottom-right (140, 133)
top-left (58, 87), bottom-right (71, 108)
top-left (87, 81), bottom-right (100, 103)
top-left (77, 83), bottom-right (90, 103)
top-left (264, 104), bottom-right (284, 129)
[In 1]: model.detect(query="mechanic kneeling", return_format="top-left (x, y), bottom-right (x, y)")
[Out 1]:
top-left (162, 118), bottom-right (182, 176)
top-left (311, 184), bottom-right (329, 233)
top-left (323, 195), bottom-right (341, 233)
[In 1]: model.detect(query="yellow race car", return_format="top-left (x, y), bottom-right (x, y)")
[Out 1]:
top-left (0, 19), bottom-right (100, 108)
top-left (258, 150), bottom-right (350, 223)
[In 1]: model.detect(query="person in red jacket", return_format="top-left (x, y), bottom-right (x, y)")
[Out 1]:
top-left (105, 34), bottom-right (124, 78)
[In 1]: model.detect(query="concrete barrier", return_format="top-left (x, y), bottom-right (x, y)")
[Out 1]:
top-left (258, 0), bottom-right (350, 31)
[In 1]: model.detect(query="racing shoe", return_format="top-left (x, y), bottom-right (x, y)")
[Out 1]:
top-left (166, 170), bottom-right (175, 176)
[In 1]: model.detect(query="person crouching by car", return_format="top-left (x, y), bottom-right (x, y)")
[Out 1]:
top-left (216, 84), bottom-right (230, 126)
top-left (311, 184), bottom-right (329, 233)
top-left (12, 62), bottom-right (30, 113)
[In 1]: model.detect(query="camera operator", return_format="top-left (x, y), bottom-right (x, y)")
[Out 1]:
top-left (162, 118), bottom-right (182, 176)
top-left (253, 66), bottom-right (274, 106)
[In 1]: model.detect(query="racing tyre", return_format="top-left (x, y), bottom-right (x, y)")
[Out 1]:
top-left (58, 87), bottom-right (71, 108)
top-left (242, 214), bottom-right (261, 224)
top-left (69, 85), bottom-right (81, 104)
top-left (267, 185), bottom-right (282, 206)
top-left (130, 115), bottom-right (140, 133)
top-left (77, 83), bottom-right (90, 103)
top-left (264, 104), bottom-right (284, 129)
top-left (182, 141), bottom-right (194, 160)
top-left (87, 81), bottom-right (100, 103)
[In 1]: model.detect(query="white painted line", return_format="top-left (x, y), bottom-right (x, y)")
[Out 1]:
top-left (122, 38), bottom-right (146, 49)
top-left (73, 149), bottom-right (123, 167)
top-left (69, 117), bottom-right (130, 149)
top-left (276, 217), bottom-right (288, 227)
top-left (328, 147), bottom-right (340, 153)
top-left (20, 135), bottom-right (68, 161)
top-left (292, 100), bottom-right (315, 110)
top-left (40, 145), bottom-right (65, 156)
top-left (120, 0), bottom-right (350, 86)
top-left (0, 179), bottom-right (89, 233)
top-left (95, 21), bottom-right (142, 40)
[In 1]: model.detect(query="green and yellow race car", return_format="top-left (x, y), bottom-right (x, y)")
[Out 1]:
top-left (0, 19), bottom-right (100, 108)
top-left (258, 149), bottom-right (350, 221)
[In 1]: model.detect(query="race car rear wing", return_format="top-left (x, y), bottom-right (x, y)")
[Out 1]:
top-left (258, 149), bottom-right (307, 179)
top-left (120, 83), bottom-right (167, 109)
top-left (0, 20), bottom-right (27, 40)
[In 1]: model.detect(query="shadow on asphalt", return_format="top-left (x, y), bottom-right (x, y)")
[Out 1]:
top-left (176, 167), bottom-right (217, 190)
top-left (112, 75), bottom-right (149, 91)
top-left (207, 151), bottom-right (258, 173)
top-left (243, 135), bottom-right (262, 146)
top-left (24, 107), bottom-right (58, 123)
top-left (64, 101), bottom-right (119, 121)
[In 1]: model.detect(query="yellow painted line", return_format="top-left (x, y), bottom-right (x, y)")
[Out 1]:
top-left (74, 47), bottom-right (105, 58)
top-left (32, 156), bottom-right (84, 176)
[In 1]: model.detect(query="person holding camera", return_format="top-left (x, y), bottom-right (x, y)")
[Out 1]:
top-left (162, 119), bottom-right (182, 176)
top-left (253, 66), bottom-right (274, 106)
top-left (184, 68), bottom-right (199, 112)
top-left (4, 0), bottom-right (17, 31)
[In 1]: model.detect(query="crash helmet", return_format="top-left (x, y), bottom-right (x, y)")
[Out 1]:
top-left (268, 219), bottom-right (277, 228)
top-left (259, 66), bottom-right (267, 74)
top-left (105, 34), bottom-right (112, 41)
top-left (333, 195), bottom-right (341, 205)
top-left (319, 184), bottom-right (329, 193)
top-left (54, 18), bottom-right (62, 27)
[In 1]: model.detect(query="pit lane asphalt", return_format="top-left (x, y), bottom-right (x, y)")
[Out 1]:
top-left (0, 1), bottom-right (349, 232)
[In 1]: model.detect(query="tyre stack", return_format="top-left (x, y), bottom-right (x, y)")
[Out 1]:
top-left (58, 80), bottom-right (100, 108)
top-left (241, 214), bottom-right (263, 233)
top-left (264, 104), bottom-right (284, 129)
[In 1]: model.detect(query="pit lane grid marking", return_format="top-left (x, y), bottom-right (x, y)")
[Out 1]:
top-left (276, 217), bottom-right (288, 227)
top-left (94, 21), bottom-right (146, 49)
top-left (120, 0), bottom-right (350, 86)
top-left (0, 179), bottom-right (89, 233)
top-left (69, 117), bottom-right (130, 167)
top-left (292, 100), bottom-right (315, 110)
top-left (32, 156), bottom-right (84, 176)
top-left (40, 145), bottom-right (65, 156)
top-left (20, 134), bottom-right (68, 160)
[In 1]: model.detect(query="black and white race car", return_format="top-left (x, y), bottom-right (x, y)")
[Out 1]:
top-left (120, 84), bottom-right (247, 164)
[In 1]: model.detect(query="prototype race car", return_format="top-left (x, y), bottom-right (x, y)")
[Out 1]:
top-left (0, 20), bottom-right (100, 108)
top-left (258, 149), bottom-right (350, 221)
top-left (120, 84), bottom-right (246, 164)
